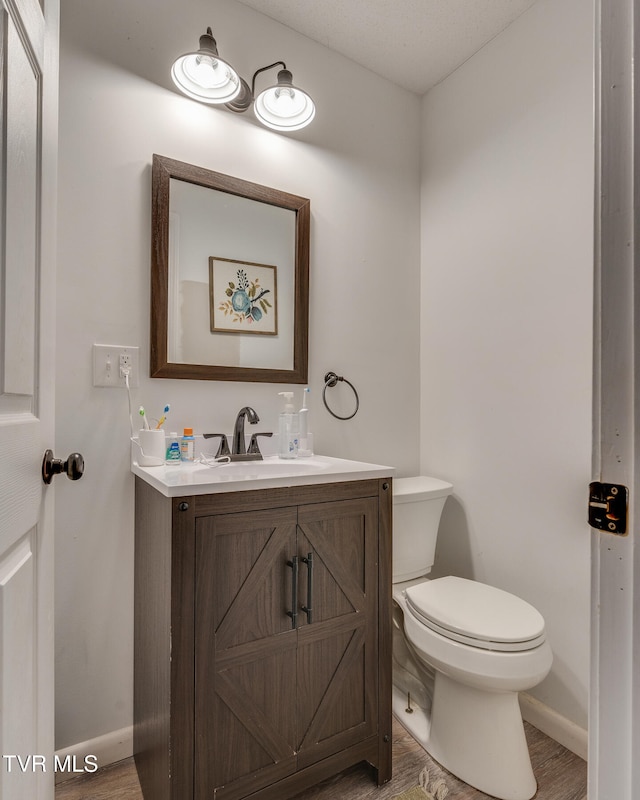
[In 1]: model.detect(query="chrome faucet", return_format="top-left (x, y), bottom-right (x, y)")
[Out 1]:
top-left (232, 406), bottom-right (260, 455)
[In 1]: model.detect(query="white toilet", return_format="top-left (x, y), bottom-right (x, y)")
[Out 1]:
top-left (392, 476), bottom-right (553, 800)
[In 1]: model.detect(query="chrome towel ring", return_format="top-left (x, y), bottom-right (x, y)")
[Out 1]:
top-left (323, 371), bottom-right (360, 420)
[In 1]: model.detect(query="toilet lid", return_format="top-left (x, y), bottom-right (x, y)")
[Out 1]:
top-left (405, 576), bottom-right (546, 652)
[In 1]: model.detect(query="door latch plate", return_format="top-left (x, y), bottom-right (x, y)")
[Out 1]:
top-left (588, 482), bottom-right (628, 535)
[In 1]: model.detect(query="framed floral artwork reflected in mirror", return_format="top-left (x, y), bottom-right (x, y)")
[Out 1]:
top-left (209, 256), bottom-right (278, 336)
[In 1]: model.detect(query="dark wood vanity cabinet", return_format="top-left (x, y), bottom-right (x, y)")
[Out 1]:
top-left (134, 477), bottom-right (393, 800)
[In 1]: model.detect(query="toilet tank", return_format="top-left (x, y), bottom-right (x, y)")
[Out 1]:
top-left (393, 476), bottom-right (453, 582)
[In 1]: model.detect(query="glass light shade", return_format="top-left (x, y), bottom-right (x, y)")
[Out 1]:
top-left (254, 70), bottom-right (315, 131)
top-left (171, 31), bottom-right (241, 104)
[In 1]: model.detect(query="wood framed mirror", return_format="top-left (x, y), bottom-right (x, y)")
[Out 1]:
top-left (150, 154), bottom-right (310, 382)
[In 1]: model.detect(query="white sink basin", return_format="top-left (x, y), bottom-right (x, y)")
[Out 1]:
top-left (195, 456), bottom-right (331, 480)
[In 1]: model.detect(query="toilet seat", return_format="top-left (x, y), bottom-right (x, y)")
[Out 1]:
top-left (404, 576), bottom-right (546, 653)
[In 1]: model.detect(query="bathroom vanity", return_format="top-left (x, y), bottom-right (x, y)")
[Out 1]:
top-left (132, 456), bottom-right (393, 800)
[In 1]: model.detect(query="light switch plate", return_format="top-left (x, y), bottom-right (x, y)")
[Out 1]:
top-left (93, 344), bottom-right (139, 388)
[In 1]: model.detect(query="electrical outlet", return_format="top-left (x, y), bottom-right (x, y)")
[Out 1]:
top-left (119, 352), bottom-right (133, 378)
top-left (93, 344), bottom-right (139, 388)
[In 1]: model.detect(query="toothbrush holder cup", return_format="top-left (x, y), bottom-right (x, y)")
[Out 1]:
top-left (134, 429), bottom-right (166, 467)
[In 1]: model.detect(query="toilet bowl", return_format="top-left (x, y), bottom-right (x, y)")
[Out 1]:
top-left (392, 478), bottom-right (553, 800)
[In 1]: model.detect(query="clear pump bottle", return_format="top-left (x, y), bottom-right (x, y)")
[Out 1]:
top-left (278, 392), bottom-right (299, 459)
top-left (298, 387), bottom-right (312, 457)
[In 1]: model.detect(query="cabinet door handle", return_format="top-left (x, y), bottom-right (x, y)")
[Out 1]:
top-left (301, 553), bottom-right (313, 624)
top-left (286, 556), bottom-right (299, 629)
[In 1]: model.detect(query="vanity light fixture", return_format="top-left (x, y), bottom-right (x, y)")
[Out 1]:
top-left (171, 27), bottom-right (316, 132)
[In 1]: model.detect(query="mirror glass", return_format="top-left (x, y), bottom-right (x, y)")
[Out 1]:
top-left (151, 155), bottom-right (310, 382)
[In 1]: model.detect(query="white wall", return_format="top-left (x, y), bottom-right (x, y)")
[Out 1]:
top-left (420, 0), bottom-right (593, 730)
top-left (55, 0), bottom-right (421, 749)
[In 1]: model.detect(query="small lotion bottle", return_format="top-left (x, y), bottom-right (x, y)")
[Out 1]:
top-left (180, 428), bottom-right (195, 462)
top-left (166, 432), bottom-right (181, 464)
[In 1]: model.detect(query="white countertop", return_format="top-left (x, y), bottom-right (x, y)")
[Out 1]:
top-left (132, 454), bottom-right (395, 498)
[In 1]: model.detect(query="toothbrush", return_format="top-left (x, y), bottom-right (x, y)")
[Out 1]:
top-left (139, 406), bottom-right (150, 430)
top-left (155, 404), bottom-right (170, 430)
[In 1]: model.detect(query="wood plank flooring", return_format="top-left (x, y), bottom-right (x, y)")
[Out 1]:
top-left (55, 717), bottom-right (587, 800)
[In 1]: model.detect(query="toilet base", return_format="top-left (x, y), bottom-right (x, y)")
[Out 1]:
top-left (394, 673), bottom-right (537, 800)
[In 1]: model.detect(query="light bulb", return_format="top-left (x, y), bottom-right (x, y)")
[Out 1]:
top-left (184, 55), bottom-right (233, 90)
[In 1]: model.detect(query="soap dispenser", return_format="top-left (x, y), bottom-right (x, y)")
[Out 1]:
top-left (278, 392), bottom-right (299, 459)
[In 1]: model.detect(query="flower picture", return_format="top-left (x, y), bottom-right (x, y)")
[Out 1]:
top-left (209, 257), bottom-right (278, 335)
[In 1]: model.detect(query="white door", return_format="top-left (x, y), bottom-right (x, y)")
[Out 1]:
top-left (591, 0), bottom-right (639, 797)
top-left (0, 0), bottom-right (60, 797)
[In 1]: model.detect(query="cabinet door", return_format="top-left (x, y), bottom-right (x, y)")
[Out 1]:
top-left (296, 497), bottom-right (379, 770)
top-left (195, 507), bottom-right (299, 800)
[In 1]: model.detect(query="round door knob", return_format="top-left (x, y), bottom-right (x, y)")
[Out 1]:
top-left (42, 450), bottom-right (84, 485)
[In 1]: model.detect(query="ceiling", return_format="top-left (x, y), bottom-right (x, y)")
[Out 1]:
top-left (238, 0), bottom-right (539, 95)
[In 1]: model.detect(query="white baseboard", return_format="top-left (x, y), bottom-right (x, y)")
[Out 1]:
top-left (54, 725), bottom-right (133, 785)
top-left (519, 692), bottom-right (588, 761)
top-left (54, 696), bottom-right (586, 785)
